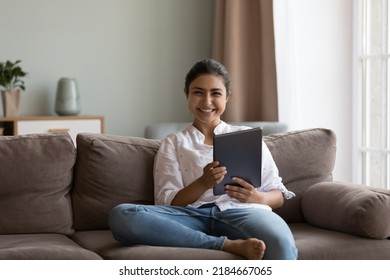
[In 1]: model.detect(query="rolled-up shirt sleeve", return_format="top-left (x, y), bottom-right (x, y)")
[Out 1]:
top-left (153, 137), bottom-right (184, 205)
top-left (259, 141), bottom-right (295, 199)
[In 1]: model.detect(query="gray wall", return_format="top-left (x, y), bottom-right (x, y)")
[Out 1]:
top-left (0, 0), bottom-right (215, 136)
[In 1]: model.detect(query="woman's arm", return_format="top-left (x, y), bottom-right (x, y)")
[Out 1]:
top-left (170, 161), bottom-right (227, 206)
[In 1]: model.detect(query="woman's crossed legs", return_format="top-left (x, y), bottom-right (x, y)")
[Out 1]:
top-left (108, 204), bottom-right (297, 260)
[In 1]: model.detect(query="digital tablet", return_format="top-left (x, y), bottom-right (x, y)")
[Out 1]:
top-left (213, 127), bottom-right (262, 196)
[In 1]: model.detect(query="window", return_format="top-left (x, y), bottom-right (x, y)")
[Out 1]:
top-left (354, 0), bottom-right (390, 189)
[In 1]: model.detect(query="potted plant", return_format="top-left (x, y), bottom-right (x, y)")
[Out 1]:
top-left (0, 60), bottom-right (27, 117)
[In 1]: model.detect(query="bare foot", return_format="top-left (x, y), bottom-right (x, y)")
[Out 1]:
top-left (222, 238), bottom-right (266, 260)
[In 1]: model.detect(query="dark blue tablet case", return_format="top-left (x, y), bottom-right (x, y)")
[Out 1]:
top-left (213, 127), bottom-right (262, 196)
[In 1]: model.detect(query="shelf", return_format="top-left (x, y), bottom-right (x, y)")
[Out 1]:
top-left (0, 115), bottom-right (104, 144)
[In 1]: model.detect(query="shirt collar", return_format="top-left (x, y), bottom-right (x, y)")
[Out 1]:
top-left (214, 121), bottom-right (227, 135)
top-left (187, 121), bottom-right (227, 143)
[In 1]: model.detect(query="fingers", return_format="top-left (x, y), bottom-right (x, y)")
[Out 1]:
top-left (230, 177), bottom-right (253, 189)
top-left (225, 177), bottom-right (256, 202)
top-left (201, 161), bottom-right (227, 188)
top-left (205, 161), bottom-right (220, 169)
top-left (204, 162), bottom-right (225, 176)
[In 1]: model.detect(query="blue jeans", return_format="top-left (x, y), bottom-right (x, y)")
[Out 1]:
top-left (108, 204), bottom-right (298, 260)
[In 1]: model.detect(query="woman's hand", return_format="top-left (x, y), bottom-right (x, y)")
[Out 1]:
top-left (225, 177), bottom-right (284, 209)
top-left (225, 177), bottom-right (257, 203)
top-left (170, 161), bottom-right (226, 206)
top-left (199, 161), bottom-right (227, 190)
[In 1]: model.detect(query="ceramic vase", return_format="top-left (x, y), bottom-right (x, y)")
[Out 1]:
top-left (1, 89), bottom-right (21, 117)
top-left (55, 77), bottom-right (81, 116)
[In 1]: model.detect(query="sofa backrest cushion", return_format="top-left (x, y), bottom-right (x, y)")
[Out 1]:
top-left (0, 133), bottom-right (75, 235)
top-left (72, 133), bottom-right (160, 230)
top-left (264, 128), bottom-right (337, 222)
top-left (72, 128), bottom-right (336, 230)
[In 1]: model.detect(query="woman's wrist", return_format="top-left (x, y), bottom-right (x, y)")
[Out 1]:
top-left (196, 175), bottom-right (213, 191)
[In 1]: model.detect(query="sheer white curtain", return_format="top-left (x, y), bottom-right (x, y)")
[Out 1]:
top-left (273, 0), bottom-right (300, 130)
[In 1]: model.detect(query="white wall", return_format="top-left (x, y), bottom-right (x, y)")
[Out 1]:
top-left (0, 0), bottom-right (214, 136)
top-left (275, 0), bottom-right (353, 182)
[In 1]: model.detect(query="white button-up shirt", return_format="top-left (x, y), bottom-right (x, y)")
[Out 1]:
top-left (154, 121), bottom-right (295, 211)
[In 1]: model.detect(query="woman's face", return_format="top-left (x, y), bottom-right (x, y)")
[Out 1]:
top-left (187, 74), bottom-right (229, 128)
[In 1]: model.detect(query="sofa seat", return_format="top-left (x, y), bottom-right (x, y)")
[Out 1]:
top-left (71, 223), bottom-right (390, 260)
top-left (291, 223), bottom-right (390, 260)
top-left (0, 234), bottom-right (102, 260)
top-left (71, 230), bottom-right (242, 260)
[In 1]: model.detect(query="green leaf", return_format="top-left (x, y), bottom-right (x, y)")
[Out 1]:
top-left (0, 60), bottom-right (27, 90)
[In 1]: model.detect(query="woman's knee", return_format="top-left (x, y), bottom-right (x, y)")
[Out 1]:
top-left (108, 204), bottom-right (145, 244)
top-left (109, 204), bottom-right (138, 230)
top-left (109, 204), bottom-right (135, 223)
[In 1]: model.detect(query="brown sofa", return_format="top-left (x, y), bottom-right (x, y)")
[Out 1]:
top-left (1, 128), bottom-right (389, 260)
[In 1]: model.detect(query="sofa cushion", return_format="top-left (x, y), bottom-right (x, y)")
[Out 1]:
top-left (0, 133), bottom-right (75, 235)
top-left (72, 133), bottom-right (160, 230)
top-left (264, 128), bottom-right (336, 222)
top-left (0, 234), bottom-right (101, 260)
top-left (290, 223), bottom-right (390, 259)
top-left (301, 182), bottom-right (390, 239)
top-left (71, 230), bottom-right (242, 260)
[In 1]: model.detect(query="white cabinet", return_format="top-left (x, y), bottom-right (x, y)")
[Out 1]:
top-left (0, 116), bottom-right (104, 145)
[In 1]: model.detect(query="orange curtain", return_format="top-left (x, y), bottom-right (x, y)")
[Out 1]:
top-left (213, 0), bottom-right (278, 121)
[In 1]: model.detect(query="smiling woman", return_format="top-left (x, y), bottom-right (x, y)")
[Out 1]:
top-left (109, 59), bottom-right (298, 260)
top-left (183, 59), bottom-right (231, 144)
top-left (186, 75), bottom-right (228, 144)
